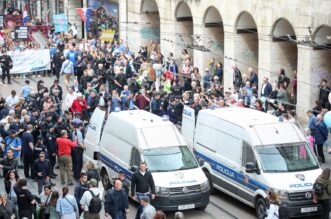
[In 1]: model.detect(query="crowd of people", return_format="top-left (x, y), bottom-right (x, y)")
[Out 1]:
top-left (0, 8), bottom-right (331, 218)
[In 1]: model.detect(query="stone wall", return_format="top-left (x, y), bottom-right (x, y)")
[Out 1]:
top-left (118, 0), bottom-right (331, 121)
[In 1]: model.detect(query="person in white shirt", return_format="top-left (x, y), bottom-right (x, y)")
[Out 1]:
top-left (5, 90), bottom-right (19, 110)
top-left (80, 179), bottom-right (101, 219)
top-left (64, 88), bottom-right (77, 111)
top-left (265, 190), bottom-right (279, 219)
top-left (60, 57), bottom-right (74, 90)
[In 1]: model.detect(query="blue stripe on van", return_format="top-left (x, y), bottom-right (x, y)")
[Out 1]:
top-left (99, 153), bottom-right (133, 178)
top-left (194, 151), bottom-right (268, 191)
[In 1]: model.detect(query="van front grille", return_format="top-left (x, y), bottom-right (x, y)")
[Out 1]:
top-left (169, 185), bottom-right (201, 194)
top-left (288, 191), bottom-right (313, 201)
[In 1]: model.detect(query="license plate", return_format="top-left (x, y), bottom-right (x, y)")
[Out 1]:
top-left (178, 204), bottom-right (195, 210)
top-left (301, 207), bottom-right (317, 213)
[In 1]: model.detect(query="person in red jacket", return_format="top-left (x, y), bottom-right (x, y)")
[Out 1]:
top-left (56, 130), bottom-right (78, 185)
top-left (70, 92), bottom-right (87, 116)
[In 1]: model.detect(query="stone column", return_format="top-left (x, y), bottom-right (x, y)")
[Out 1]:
top-left (297, 45), bottom-right (331, 122)
top-left (223, 31), bottom-right (236, 91)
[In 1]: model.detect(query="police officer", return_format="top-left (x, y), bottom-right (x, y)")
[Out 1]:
top-left (166, 97), bottom-right (177, 124)
top-left (33, 152), bottom-right (51, 194)
top-left (40, 113), bottom-right (53, 139)
top-left (71, 125), bottom-right (85, 180)
top-left (0, 49), bottom-right (13, 84)
top-left (33, 136), bottom-right (48, 159)
top-left (112, 170), bottom-right (130, 194)
top-left (45, 124), bottom-right (57, 177)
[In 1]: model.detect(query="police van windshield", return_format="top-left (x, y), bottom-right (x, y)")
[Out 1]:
top-left (256, 143), bottom-right (319, 173)
top-left (143, 146), bottom-right (198, 172)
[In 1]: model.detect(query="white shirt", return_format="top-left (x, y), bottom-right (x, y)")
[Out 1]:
top-left (65, 93), bottom-right (77, 109)
top-left (265, 203), bottom-right (279, 219)
top-left (80, 188), bottom-right (101, 211)
top-left (6, 95), bottom-right (19, 109)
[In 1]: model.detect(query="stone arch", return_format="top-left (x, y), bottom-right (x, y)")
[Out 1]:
top-left (233, 11), bottom-right (259, 85)
top-left (174, 1), bottom-right (194, 62)
top-left (270, 18), bottom-right (297, 103)
top-left (201, 6), bottom-right (224, 82)
top-left (271, 18), bottom-right (296, 41)
top-left (139, 0), bottom-right (160, 44)
top-left (313, 25), bottom-right (331, 46)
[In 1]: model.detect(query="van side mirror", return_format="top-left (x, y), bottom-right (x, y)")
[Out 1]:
top-left (246, 162), bottom-right (256, 173)
top-left (199, 159), bottom-right (205, 166)
top-left (93, 152), bottom-right (99, 161)
top-left (130, 166), bottom-right (138, 172)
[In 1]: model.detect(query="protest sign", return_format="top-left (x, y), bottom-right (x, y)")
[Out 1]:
top-left (53, 14), bottom-right (67, 32)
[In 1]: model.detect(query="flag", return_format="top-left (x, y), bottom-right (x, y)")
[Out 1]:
top-left (76, 8), bottom-right (92, 33)
top-left (22, 4), bottom-right (29, 26)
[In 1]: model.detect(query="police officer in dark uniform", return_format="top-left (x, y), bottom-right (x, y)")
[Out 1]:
top-left (40, 113), bottom-right (53, 139)
top-left (33, 136), bottom-right (48, 159)
top-left (45, 124), bottom-right (57, 177)
top-left (166, 97), bottom-right (177, 124)
top-left (71, 125), bottom-right (85, 180)
top-left (54, 116), bottom-right (69, 138)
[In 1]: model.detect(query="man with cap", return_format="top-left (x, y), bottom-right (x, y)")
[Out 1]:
top-left (21, 125), bottom-right (34, 179)
top-left (0, 149), bottom-right (18, 177)
top-left (34, 136), bottom-right (48, 159)
top-left (45, 124), bottom-right (58, 177)
top-left (140, 196), bottom-right (156, 219)
top-left (33, 151), bottom-right (51, 194)
top-left (105, 180), bottom-right (129, 219)
top-left (80, 178), bottom-right (102, 219)
top-left (4, 129), bottom-right (21, 159)
top-left (0, 49), bottom-right (13, 84)
top-left (167, 97), bottom-right (177, 124)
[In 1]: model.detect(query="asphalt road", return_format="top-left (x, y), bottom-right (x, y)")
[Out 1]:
top-left (0, 76), bottom-right (328, 219)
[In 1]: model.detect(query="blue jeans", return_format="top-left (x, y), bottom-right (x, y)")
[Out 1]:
top-left (135, 193), bottom-right (150, 219)
top-left (114, 211), bottom-right (126, 219)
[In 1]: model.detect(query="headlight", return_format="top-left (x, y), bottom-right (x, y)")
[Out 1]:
top-left (155, 186), bottom-right (170, 197)
top-left (200, 180), bottom-right (210, 193)
top-left (269, 188), bottom-right (289, 201)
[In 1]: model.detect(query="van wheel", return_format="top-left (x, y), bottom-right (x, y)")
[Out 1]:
top-left (204, 170), bottom-right (214, 194)
top-left (255, 197), bottom-right (267, 219)
top-left (101, 169), bottom-right (111, 190)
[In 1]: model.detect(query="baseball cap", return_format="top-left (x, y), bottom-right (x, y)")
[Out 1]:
top-left (88, 178), bottom-right (98, 186)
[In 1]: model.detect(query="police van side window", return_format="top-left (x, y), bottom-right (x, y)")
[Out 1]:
top-left (242, 142), bottom-right (255, 166)
top-left (130, 147), bottom-right (141, 167)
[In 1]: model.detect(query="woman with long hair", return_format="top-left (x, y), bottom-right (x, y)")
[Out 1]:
top-left (4, 170), bottom-right (19, 204)
top-left (48, 191), bottom-right (60, 219)
top-left (56, 187), bottom-right (78, 219)
top-left (264, 190), bottom-right (279, 219)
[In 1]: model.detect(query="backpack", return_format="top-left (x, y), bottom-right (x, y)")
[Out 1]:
top-left (88, 190), bottom-right (102, 213)
top-left (313, 182), bottom-right (326, 196)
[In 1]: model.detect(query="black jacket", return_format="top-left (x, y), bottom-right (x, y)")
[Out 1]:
top-left (33, 159), bottom-right (50, 179)
top-left (131, 170), bottom-right (155, 196)
top-left (13, 187), bottom-right (34, 210)
top-left (0, 157), bottom-right (18, 177)
top-left (104, 188), bottom-right (128, 218)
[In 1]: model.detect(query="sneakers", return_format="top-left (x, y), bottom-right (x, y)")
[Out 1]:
top-left (61, 181), bottom-right (66, 185)
top-left (67, 181), bottom-right (74, 186)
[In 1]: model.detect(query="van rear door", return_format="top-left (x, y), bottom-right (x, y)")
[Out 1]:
top-left (83, 107), bottom-right (107, 165)
top-left (181, 106), bottom-right (196, 149)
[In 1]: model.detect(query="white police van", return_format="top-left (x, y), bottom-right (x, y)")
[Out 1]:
top-left (182, 106), bottom-right (323, 218)
top-left (84, 108), bottom-right (210, 211)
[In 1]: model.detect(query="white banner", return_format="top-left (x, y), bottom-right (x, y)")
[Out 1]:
top-left (9, 49), bottom-right (51, 74)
